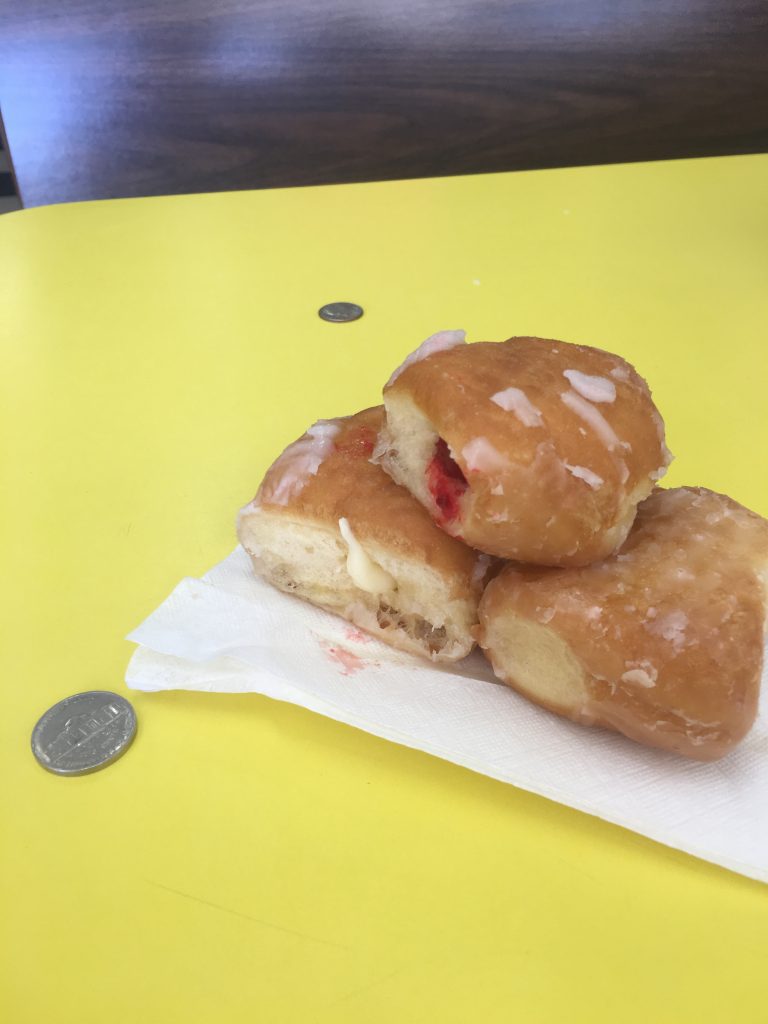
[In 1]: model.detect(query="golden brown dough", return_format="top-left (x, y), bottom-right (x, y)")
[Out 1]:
top-left (376, 332), bottom-right (672, 565)
top-left (238, 407), bottom-right (491, 661)
top-left (478, 487), bottom-right (768, 760)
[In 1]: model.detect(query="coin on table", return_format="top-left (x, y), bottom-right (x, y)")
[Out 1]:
top-left (31, 691), bottom-right (137, 776)
top-left (318, 301), bottom-right (364, 323)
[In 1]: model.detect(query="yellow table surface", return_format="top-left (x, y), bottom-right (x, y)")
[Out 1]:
top-left (2, 154), bottom-right (767, 1023)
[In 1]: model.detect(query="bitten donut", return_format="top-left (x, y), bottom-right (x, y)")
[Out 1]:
top-left (478, 487), bottom-right (768, 760)
top-left (237, 407), bottom-right (491, 661)
top-left (375, 331), bottom-right (672, 565)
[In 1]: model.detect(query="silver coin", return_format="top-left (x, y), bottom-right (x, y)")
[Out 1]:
top-left (318, 301), bottom-right (364, 323)
top-left (31, 691), bottom-right (137, 776)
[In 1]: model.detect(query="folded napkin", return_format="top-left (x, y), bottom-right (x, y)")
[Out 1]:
top-left (126, 546), bottom-right (768, 883)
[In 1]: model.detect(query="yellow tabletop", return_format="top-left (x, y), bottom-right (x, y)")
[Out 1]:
top-left (2, 155), bottom-right (767, 1023)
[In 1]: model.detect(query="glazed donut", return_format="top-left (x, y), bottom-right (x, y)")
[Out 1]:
top-left (478, 487), bottom-right (768, 760)
top-left (237, 407), bottom-right (491, 662)
top-left (375, 331), bottom-right (672, 565)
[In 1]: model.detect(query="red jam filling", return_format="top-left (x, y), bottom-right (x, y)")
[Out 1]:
top-left (335, 426), bottom-right (376, 457)
top-left (426, 438), bottom-right (468, 525)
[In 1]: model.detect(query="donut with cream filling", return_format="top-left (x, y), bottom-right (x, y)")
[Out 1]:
top-left (238, 407), bottom-right (491, 661)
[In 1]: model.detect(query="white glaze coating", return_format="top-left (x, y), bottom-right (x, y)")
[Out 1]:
top-left (259, 420), bottom-right (341, 505)
top-left (646, 609), bottom-right (689, 652)
top-left (490, 386), bottom-right (544, 427)
top-left (560, 389), bottom-right (622, 450)
top-left (563, 463), bottom-right (604, 490)
top-left (387, 330), bottom-right (466, 386)
top-left (563, 369), bottom-right (617, 403)
top-left (621, 667), bottom-right (657, 688)
top-left (650, 408), bottom-right (674, 472)
top-left (461, 437), bottom-right (511, 474)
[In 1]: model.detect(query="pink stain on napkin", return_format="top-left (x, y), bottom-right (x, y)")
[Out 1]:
top-left (344, 626), bottom-right (372, 645)
top-left (318, 639), bottom-right (367, 676)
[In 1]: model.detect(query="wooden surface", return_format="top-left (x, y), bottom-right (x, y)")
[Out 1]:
top-left (1, 0), bottom-right (767, 207)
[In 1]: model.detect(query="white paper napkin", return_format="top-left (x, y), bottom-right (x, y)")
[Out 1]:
top-left (126, 546), bottom-right (768, 883)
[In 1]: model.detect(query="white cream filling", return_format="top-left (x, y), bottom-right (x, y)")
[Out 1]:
top-left (338, 518), bottom-right (396, 595)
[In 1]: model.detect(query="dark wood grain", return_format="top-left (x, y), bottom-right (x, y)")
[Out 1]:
top-left (1, 0), bottom-right (767, 207)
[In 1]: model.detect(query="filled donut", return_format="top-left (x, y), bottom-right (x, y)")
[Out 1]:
top-left (375, 331), bottom-right (672, 565)
top-left (477, 487), bottom-right (768, 760)
top-left (237, 406), bottom-right (491, 661)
